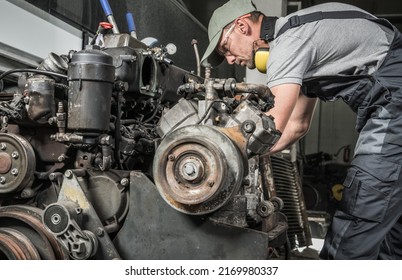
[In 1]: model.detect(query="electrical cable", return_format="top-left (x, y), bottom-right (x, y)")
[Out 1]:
top-left (0, 69), bottom-right (68, 81)
top-left (197, 100), bottom-right (230, 125)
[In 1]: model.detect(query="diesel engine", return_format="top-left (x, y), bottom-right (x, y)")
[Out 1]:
top-left (0, 24), bottom-right (292, 259)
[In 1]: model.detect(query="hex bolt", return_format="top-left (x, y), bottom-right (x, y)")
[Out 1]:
top-left (64, 170), bottom-right (73, 178)
top-left (49, 173), bottom-right (56, 181)
top-left (183, 163), bottom-right (196, 176)
top-left (58, 154), bottom-right (66, 162)
top-left (0, 176), bottom-right (5, 184)
top-left (120, 178), bottom-right (129, 187)
top-left (11, 151), bottom-right (19, 159)
top-left (10, 168), bottom-right (18, 176)
top-left (243, 121), bottom-right (255, 133)
top-left (75, 207), bottom-right (82, 215)
top-left (168, 154), bottom-right (175, 161)
top-left (0, 143), bottom-right (6, 150)
top-left (207, 180), bottom-right (215, 187)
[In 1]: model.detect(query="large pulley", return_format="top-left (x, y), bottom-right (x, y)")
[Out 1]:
top-left (153, 125), bottom-right (244, 215)
top-left (0, 133), bottom-right (35, 194)
top-left (0, 205), bottom-right (68, 260)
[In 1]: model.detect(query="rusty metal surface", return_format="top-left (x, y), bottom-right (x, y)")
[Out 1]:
top-left (0, 228), bottom-right (40, 259)
top-left (0, 205), bottom-right (68, 260)
top-left (234, 82), bottom-right (275, 107)
top-left (153, 125), bottom-right (244, 215)
top-left (259, 154), bottom-right (277, 198)
top-left (163, 142), bottom-right (225, 205)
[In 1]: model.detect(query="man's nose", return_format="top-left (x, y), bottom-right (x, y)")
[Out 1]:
top-left (225, 54), bottom-right (236, 64)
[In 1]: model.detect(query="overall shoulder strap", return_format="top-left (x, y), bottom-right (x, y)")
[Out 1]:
top-left (276, 10), bottom-right (380, 38)
top-left (260, 16), bottom-right (278, 42)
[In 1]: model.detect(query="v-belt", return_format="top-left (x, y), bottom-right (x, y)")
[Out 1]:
top-left (261, 10), bottom-right (380, 43)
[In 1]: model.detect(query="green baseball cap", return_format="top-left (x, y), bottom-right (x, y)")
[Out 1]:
top-left (201, 0), bottom-right (256, 67)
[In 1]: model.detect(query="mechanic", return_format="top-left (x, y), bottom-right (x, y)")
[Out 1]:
top-left (200, 0), bottom-right (402, 259)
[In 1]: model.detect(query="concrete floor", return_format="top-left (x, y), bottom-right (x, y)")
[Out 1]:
top-left (291, 238), bottom-right (324, 260)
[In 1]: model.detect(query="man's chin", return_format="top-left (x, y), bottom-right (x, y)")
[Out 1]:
top-left (238, 59), bottom-right (255, 69)
top-left (247, 62), bottom-right (256, 69)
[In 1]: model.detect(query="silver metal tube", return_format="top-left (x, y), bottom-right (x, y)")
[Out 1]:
top-left (107, 15), bottom-right (120, 34)
top-left (191, 39), bottom-right (201, 77)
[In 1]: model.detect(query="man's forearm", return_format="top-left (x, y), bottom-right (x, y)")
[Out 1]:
top-left (268, 121), bottom-right (307, 154)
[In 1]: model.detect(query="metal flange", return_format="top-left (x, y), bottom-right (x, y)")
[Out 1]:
top-left (153, 125), bottom-right (244, 215)
top-left (0, 133), bottom-right (35, 194)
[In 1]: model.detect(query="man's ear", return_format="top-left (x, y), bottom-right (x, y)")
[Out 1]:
top-left (235, 18), bottom-right (250, 35)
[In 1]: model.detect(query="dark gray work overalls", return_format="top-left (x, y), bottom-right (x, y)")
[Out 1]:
top-left (277, 11), bottom-right (402, 259)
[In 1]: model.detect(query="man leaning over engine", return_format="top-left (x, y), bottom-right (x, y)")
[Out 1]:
top-left (201, 0), bottom-right (402, 259)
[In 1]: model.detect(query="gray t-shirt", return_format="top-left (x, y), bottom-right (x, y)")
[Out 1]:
top-left (267, 2), bottom-right (394, 89)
